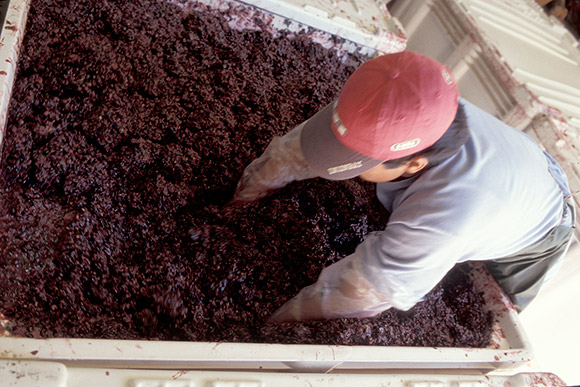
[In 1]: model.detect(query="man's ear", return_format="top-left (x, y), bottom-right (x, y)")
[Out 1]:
top-left (405, 156), bottom-right (429, 175)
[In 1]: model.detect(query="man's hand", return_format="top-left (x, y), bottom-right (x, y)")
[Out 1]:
top-left (268, 254), bottom-right (395, 323)
top-left (232, 123), bottom-right (316, 203)
top-left (232, 167), bottom-right (271, 202)
top-left (268, 284), bottom-right (325, 323)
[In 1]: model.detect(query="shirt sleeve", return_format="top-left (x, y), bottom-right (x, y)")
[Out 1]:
top-left (354, 222), bottom-right (465, 311)
top-left (313, 207), bottom-right (470, 317)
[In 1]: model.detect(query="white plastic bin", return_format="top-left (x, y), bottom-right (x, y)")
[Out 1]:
top-left (0, 0), bottom-right (532, 375)
top-left (0, 360), bottom-right (568, 387)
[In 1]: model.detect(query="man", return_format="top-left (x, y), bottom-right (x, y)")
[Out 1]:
top-left (233, 51), bottom-right (575, 322)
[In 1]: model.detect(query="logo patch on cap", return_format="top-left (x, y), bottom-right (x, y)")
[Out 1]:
top-left (391, 138), bottom-right (421, 152)
top-left (327, 161), bottom-right (363, 175)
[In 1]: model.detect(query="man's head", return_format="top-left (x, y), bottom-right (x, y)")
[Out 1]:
top-left (300, 51), bottom-right (461, 182)
top-left (360, 103), bottom-right (469, 182)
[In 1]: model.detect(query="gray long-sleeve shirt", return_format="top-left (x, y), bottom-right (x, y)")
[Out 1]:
top-left (352, 99), bottom-right (571, 310)
top-left (238, 98), bottom-right (572, 316)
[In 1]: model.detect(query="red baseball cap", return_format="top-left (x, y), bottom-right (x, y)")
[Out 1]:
top-left (300, 51), bottom-right (459, 180)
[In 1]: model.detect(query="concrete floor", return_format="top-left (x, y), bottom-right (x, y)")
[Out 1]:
top-left (515, 238), bottom-right (580, 385)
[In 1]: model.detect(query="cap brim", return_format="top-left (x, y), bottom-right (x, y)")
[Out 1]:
top-left (300, 101), bottom-right (384, 180)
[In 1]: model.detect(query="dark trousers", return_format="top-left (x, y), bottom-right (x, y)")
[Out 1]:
top-left (485, 199), bottom-right (575, 312)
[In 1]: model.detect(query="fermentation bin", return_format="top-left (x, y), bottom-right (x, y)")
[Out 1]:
top-left (0, 0), bottom-right (565, 385)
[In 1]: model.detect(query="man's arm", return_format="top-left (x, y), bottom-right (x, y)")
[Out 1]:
top-left (269, 221), bottom-right (463, 323)
top-left (269, 248), bottom-right (395, 323)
